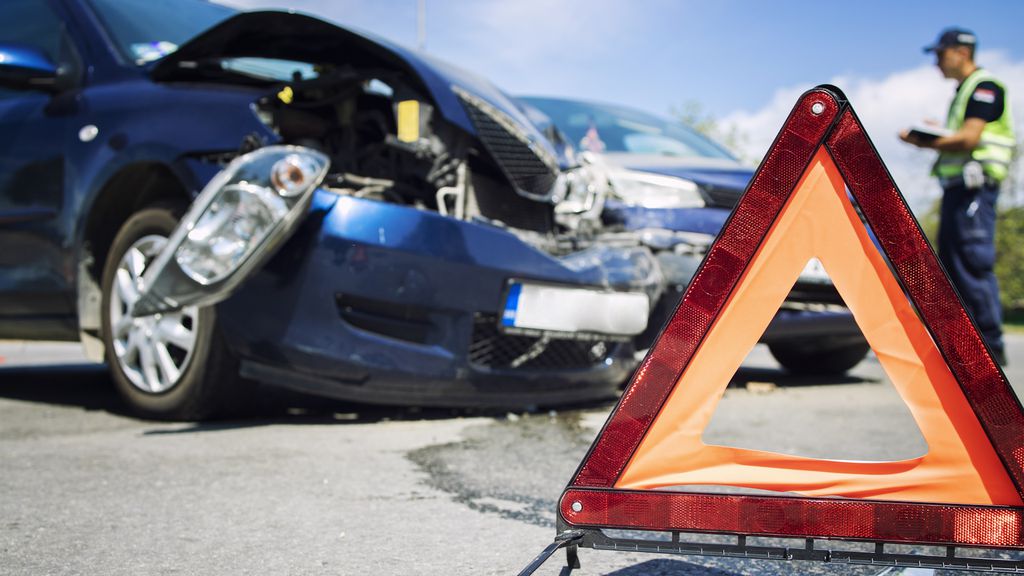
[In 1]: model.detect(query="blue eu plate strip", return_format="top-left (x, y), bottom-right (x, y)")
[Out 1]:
top-left (502, 283), bottom-right (522, 326)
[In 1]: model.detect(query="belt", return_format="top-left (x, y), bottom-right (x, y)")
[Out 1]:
top-left (939, 175), bottom-right (1001, 189)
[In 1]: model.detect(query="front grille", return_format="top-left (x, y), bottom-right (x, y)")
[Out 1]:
top-left (700, 184), bottom-right (743, 209)
top-left (785, 282), bottom-right (846, 306)
top-left (469, 314), bottom-right (611, 370)
top-left (454, 87), bottom-right (559, 201)
top-left (470, 170), bottom-right (554, 232)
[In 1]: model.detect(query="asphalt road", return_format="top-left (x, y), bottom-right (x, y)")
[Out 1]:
top-left (1, 337), bottom-right (1022, 575)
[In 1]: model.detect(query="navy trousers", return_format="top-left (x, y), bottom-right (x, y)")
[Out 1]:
top-left (937, 182), bottom-right (1004, 354)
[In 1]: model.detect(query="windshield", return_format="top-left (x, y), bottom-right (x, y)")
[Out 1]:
top-left (87, 0), bottom-right (236, 65)
top-left (520, 97), bottom-right (736, 161)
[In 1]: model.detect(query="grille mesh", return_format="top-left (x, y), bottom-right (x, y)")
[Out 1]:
top-left (455, 88), bottom-right (559, 200)
top-left (701, 184), bottom-right (743, 209)
top-left (469, 314), bottom-right (609, 370)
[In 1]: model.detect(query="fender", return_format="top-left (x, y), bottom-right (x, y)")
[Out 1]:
top-left (71, 81), bottom-right (276, 359)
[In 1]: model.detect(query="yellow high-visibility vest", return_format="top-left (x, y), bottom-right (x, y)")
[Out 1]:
top-left (934, 69), bottom-right (1016, 182)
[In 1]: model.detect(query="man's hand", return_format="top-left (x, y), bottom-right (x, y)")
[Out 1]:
top-left (900, 118), bottom-right (985, 151)
top-left (900, 129), bottom-right (933, 148)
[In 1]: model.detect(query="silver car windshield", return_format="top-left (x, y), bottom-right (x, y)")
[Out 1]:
top-left (521, 97), bottom-right (737, 161)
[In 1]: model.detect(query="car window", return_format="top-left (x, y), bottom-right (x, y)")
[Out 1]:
top-left (87, 0), bottom-right (235, 65)
top-left (0, 0), bottom-right (63, 61)
top-left (220, 58), bottom-right (319, 82)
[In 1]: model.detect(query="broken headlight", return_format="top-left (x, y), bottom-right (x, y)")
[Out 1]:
top-left (132, 146), bottom-right (329, 316)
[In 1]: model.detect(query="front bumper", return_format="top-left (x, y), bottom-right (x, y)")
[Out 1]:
top-left (216, 191), bottom-right (639, 407)
top-left (761, 308), bottom-right (862, 344)
top-left (637, 284), bottom-right (863, 352)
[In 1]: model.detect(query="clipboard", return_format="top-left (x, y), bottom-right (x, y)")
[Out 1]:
top-left (907, 124), bottom-right (950, 142)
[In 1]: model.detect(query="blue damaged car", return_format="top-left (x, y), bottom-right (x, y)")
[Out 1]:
top-left (519, 97), bottom-right (870, 375)
top-left (0, 0), bottom-right (660, 419)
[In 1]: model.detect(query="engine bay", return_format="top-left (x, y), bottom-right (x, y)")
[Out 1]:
top-left (247, 66), bottom-right (616, 252)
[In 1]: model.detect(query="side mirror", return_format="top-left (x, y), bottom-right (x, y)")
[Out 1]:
top-left (0, 44), bottom-right (62, 92)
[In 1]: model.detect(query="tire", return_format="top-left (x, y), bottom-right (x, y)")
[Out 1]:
top-left (100, 203), bottom-right (240, 420)
top-left (767, 340), bottom-right (871, 376)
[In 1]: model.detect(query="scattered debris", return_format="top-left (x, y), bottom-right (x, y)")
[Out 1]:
top-left (746, 381), bottom-right (777, 394)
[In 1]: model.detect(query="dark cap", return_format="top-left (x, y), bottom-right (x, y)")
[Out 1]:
top-left (923, 28), bottom-right (977, 53)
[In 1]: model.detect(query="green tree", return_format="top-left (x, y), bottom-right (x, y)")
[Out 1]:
top-left (996, 205), bottom-right (1024, 311)
top-left (919, 199), bottom-right (1024, 313)
top-left (1000, 137), bottom-right (1024, 314)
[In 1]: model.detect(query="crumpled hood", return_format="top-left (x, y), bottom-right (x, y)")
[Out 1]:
top-left (149, 11), bottom-right (559, 163)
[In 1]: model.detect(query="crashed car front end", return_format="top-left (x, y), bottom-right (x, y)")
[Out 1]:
top-left (214, 192), bottom-right (655, 406)
top-left (131, 11), bottom-right (662, 407)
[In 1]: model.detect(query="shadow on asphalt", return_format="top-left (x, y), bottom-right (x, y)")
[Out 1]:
top-left (0, 363), bottom-right (130, 415)
top-left (603, 559), bottom-right (745, 575)
top-left (726, 365), bottom-right (873, 388)
top-left (0, 363), bottom-right (610, 430)
top-left (0, 360), bottom-right (876, 432)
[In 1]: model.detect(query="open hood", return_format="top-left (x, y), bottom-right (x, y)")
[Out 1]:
top-left (150, 11), bottom-right (410, 78)
top-left (149, 10), bottom-right (556, 162)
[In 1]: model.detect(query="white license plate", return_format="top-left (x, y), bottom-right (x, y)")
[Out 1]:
top-left (501, 281), bottom-right (649, 337)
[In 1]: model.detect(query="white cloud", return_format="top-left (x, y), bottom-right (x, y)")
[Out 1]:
top-left (721, 51), bottom-right (1024, 214)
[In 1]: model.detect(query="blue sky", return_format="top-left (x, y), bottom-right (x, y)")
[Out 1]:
top-left (221, 0), bottom-right (1024, 210)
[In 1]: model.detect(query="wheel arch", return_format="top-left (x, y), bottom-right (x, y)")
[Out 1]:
top-left (77, 162), bottom-right (193, 360)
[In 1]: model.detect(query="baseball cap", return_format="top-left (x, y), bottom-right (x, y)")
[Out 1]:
top-left (923, 28), bottom-right (977, 53)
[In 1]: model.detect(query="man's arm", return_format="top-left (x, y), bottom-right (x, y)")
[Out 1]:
top-left (900, 80), bottom-right (1003, 151)
top-left (900, 117), bottom-right (986, 151)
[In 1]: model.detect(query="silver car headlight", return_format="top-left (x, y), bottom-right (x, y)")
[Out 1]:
top-left (553, 152), bottom-right (608, 231)
top-left (132, 146), bottom-right (329, 316)
top-left (607, 168), bottom-right (705, 209)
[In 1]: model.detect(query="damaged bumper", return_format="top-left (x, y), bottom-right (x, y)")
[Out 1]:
top-left (190, 191), bottom-right (655, 406)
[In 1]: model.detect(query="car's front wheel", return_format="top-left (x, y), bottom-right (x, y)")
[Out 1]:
top-left (101, 204), bottom-right (240, 420)
top-left (767, 340), bottom-right (871, 376)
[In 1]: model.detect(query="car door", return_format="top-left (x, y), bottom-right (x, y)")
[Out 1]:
top-left (0, 0), bottom-right (81, 337)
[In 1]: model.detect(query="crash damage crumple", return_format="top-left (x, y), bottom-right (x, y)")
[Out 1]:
top-left (138, 11), bottom-right (656, 342)
top-left (149, 11), bottom-right (564, 168)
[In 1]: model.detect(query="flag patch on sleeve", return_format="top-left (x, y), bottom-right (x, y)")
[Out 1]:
top-left (972, 88), bottom-right (996, 103)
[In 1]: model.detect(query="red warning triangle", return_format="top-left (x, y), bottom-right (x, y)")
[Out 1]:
top-left (559, 85), bottom-right (1024, 549)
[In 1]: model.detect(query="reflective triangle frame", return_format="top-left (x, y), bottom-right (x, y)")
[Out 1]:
top-left (548, 85), bottom-right (1023, 570)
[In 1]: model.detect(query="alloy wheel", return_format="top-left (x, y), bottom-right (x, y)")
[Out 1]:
top-left (108, 234), bottom-right (200, 393)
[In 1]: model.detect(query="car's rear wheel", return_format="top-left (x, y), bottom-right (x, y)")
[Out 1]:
top-left (767, 340), bottom-right (871, 376)
top-left (101, 204), bottom-right (239, 420)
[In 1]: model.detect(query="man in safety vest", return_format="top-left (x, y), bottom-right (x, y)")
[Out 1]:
top-left (900, 27), bottom-right (1015, 366)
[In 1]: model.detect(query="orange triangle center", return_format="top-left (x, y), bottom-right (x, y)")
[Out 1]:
top-left (614, 147), bottom-right (1021, 506)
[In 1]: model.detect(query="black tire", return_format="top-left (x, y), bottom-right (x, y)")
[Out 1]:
top-left (100, 203), bottom-right (240, 420)
top-left (768, 340), bottom-right (871, 376)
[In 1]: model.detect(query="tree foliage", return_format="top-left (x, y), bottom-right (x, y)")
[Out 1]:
top-left (995, 205), bottom-right (1024, 310)
top-left (919, 199), bottom-right (1024, 311)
